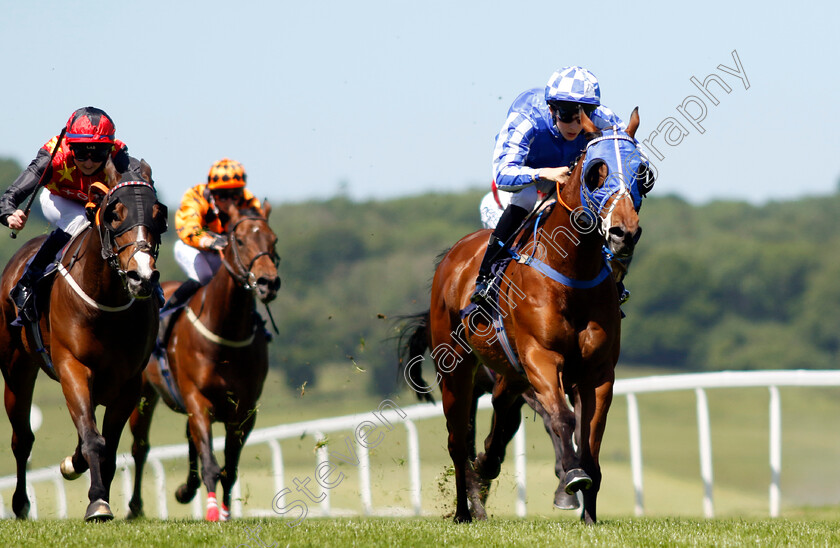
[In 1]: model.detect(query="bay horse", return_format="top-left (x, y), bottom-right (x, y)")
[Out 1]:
top-left (399, 109), bottom-right (650, 524)
top-left (0, 158), bottom-right (168, 521)
top-left (127, 204), bottom-right (280, 521)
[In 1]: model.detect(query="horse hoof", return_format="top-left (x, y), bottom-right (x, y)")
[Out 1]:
top-left (206, 506), bottom-right (219, 522)
top-left (175, 483), bottom-right (197, 504)
top-left (563, 468), bottom-right (592, 495)
top-left (84, 499), bottom-right (113, 522)
top-left (473, 453), bottom-right (501, 480)
top-left (220, 503), bottom-right (230, 521)
top-left (554, 486), bottom-right (580, 510)
top-left (126, 500), bottom-right (144, 520)
top-left (453, 512), bottom-right (472, 524)
top-left (467, 499), bottom-right (487, 521)
top-left (60, 456), bottom-right (82, 480)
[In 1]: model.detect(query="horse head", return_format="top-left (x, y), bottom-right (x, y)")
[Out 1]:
top-left (223, 202), bottom-right (281, 304)
top-left (571, 108), bottom-right (653, 264)
top-left (88, 158), bottom-right (168, 299)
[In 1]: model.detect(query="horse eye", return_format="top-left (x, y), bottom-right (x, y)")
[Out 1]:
top-left (584, 162), bottom-right (603, 192)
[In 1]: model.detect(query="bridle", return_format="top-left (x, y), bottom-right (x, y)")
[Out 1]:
top-left (219, 215), bottom-right (280, 291)
top-left (555, 129), bottom-right (647, 239)
top-left (97, 181), bottom-right (163, 278)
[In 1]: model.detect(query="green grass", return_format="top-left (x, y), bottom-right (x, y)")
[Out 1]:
top-left (2, 364), bottom-right (840, 524)
top-left (1, 515), bottom-right (840, 547)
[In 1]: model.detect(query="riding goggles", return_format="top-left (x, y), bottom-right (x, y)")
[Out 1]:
top-left (71, 145), bottom-right (111, 162)
top-left (552, 101), bottom-right (597, 123)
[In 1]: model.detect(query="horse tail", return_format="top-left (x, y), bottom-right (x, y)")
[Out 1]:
top-left (396, 310), bottom-right (435, 404)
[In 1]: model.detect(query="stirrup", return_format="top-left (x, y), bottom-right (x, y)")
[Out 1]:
top-left (619, 288), bottom-right (630, 305)
top-left (470, 276), bottom-right (493, 304)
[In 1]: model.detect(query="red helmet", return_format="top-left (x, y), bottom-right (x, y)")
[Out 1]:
top-left (64, 107), bottom-right (116, 144)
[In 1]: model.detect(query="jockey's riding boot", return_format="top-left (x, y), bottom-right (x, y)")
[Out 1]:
top-left (160, 279), bottom-right (202, 316)
top-left (10, 229), bottom-right (71, 319)
top-left (471, 204), bottom-right (529, 304)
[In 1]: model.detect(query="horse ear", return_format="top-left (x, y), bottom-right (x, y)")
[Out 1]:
top-left (581, 108), bottom-right (597, 134)
top-left (262, 199), bottom-right (272, 220)
top-left (153, 202), bottom-right (169, 234)
top-left (625, 107), bottom-right (640, 139)
top-left (139, 159), bottom-right (153, 185)
top-left (104, 156), bottom-right (119, 188)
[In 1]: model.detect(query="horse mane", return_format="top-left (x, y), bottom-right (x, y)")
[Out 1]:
top-left (238, 207), bottom-right (263, 218)
top-left (433, 247), bottom-right (451, 270)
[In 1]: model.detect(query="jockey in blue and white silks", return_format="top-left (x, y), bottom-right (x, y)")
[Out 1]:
top-left (492, 88), bottom-right (624, 210)
top-left (472, 66), bottom-right (628, 305)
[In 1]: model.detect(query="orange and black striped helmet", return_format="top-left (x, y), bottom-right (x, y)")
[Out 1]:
top-left (207, 158), bottom-right (247, 190)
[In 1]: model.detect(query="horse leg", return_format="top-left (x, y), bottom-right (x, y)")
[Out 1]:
top-left (175, 423), bottom-right (202, 504)
top-left (219, 411), bottom-right (257, 521)
top-left (529, 361), bottom-right (590, 500)
top-left (185, 395), bottom-right (222, 521)
top-left (575, 369), bottom-right (615, 525)
top-left (464, 378), bottom-right (491, 519)
top-left (127, 382), bottom-right (160, 519)
top-left (2, 359), bottom-right (38, 519)
top-left (95, 375), bottom-right (142, 521)
top-left (57, 364), bottom-right (112, 521)
top-left (440, 362), bottom-right (478, 523)
top-left (521, 387), bottom-right (580, 510)
top-left (474, 374), bottom-right (528, 481)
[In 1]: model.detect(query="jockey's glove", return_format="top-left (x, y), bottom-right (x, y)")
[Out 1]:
top-left (199, 233), bottom-right (228, 251)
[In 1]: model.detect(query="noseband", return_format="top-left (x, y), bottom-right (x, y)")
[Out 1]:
top-left (220, 216), bottom-right (279, 291)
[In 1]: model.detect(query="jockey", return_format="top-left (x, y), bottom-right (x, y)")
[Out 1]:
top-left (0, 106), bottom-right (146, 320)
top-left (160, 158), bottom-right (262, 314)
top-left (471, 66), bottom-right (628, 304)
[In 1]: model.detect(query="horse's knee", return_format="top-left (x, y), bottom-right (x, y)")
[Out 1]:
top-left (11, 430), bottom-right (34, 459)
top-left (81, 434), bottom-right (107, 460)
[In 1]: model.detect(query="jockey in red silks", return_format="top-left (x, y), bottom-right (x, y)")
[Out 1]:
top-left (0, 106), bottom-right (146, 320)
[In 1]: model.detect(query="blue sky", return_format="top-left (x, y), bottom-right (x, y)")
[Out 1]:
top-left (2, 0), bottom-right (838, 208)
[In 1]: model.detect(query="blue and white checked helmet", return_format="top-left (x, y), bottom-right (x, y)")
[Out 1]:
top-left (545, 66), bottom-right (601, 106)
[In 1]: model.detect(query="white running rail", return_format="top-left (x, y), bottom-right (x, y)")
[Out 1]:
top-left (1, 369), bottom-right (839, 519)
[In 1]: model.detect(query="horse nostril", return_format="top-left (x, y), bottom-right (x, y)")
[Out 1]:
top-left (609, 226), bottom-right (625, 240)
top-left (150, 270), bottom-right (160, 285)
top-left (258, 277), bottom-right (281, 292)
